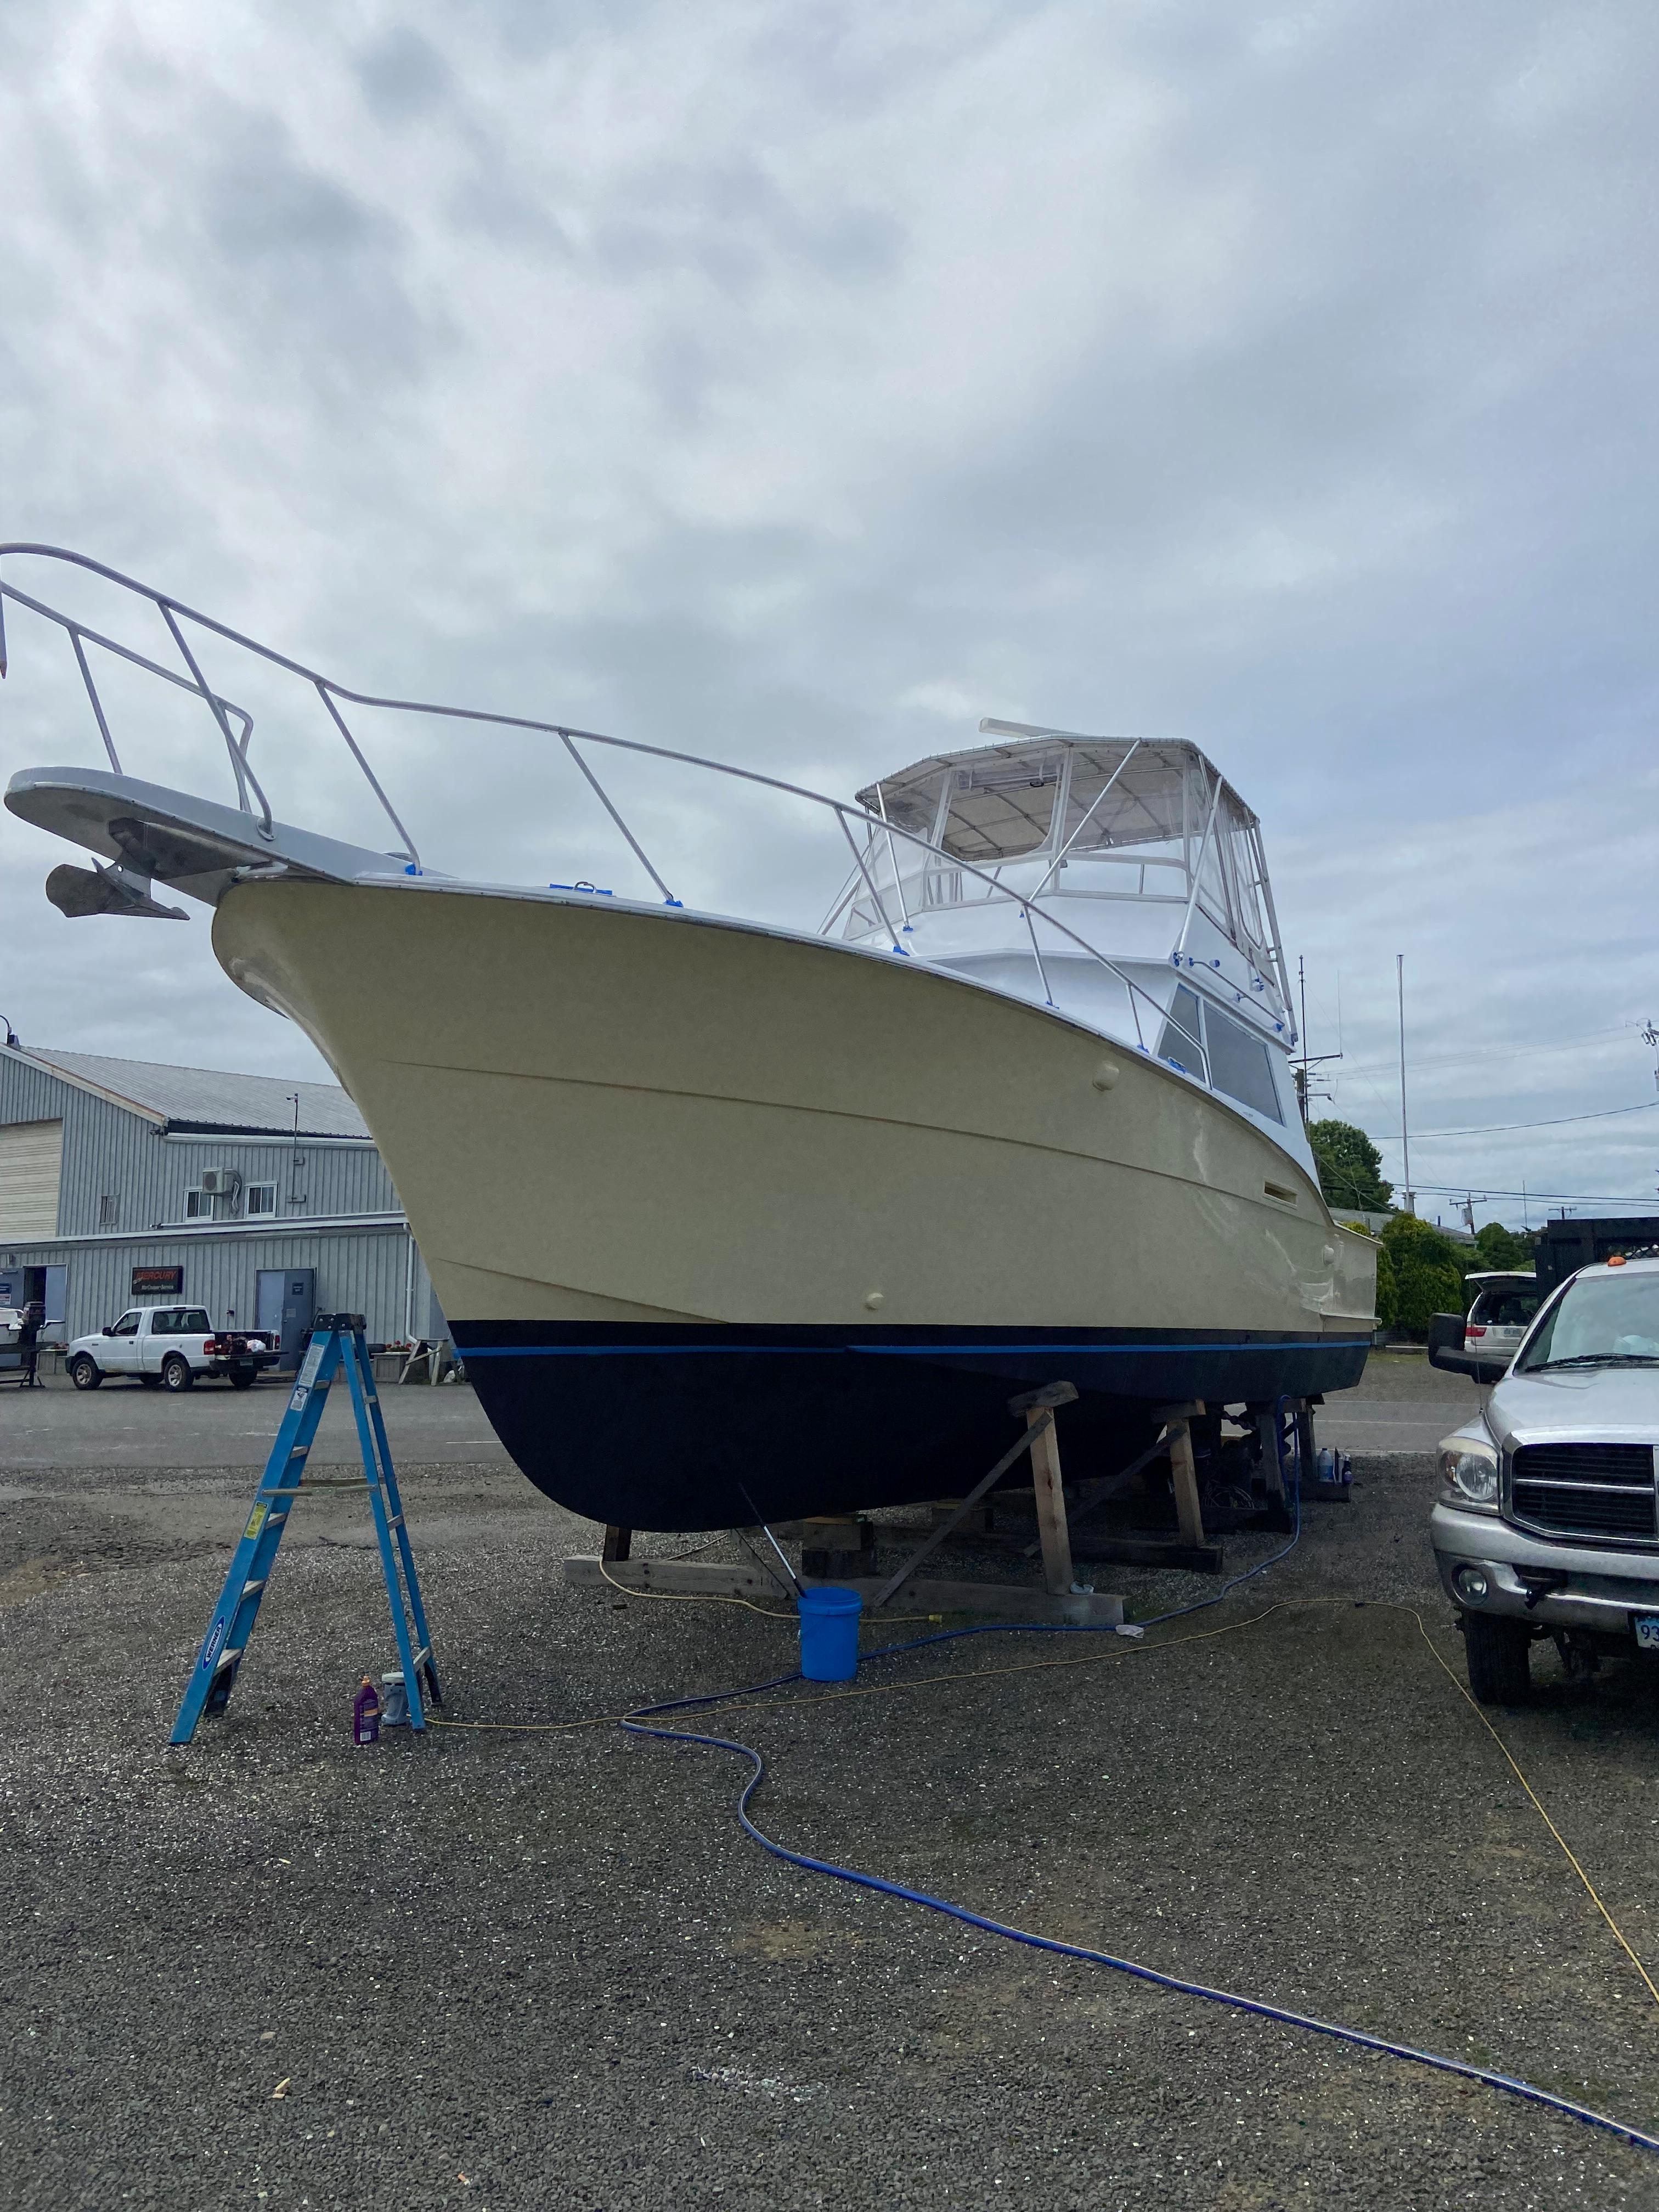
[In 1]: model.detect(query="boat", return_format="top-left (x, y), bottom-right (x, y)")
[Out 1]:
top-left (1, 546), bottom-right (1376, 1528)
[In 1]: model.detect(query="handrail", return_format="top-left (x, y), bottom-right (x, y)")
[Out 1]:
top-left (0, 544), bottom-right (1289, 1058)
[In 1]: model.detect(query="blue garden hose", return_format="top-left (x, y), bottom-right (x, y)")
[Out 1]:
top-left (620, 1432), bottom-right (1659, 2160)
top-left (622, 1699), bottom-right (1659, 2156)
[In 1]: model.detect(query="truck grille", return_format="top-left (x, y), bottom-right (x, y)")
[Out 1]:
top-left (1510, 1443), bottom-right (1658, 1543)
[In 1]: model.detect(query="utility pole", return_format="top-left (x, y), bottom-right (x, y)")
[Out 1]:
top-left (1397, 953), bottom-right (1413, 1216)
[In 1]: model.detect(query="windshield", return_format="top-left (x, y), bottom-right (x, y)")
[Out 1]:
top-left (1519, 1272), bottom-right (1659, 1369)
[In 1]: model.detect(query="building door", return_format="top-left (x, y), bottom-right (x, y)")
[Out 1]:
top-left (42, 1265), bottom-right (67, 1336)
top-left (257, 1267), bottom-right (315, 1367)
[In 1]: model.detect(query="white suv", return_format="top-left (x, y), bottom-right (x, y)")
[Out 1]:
top-left (1427, 1271), bottom-right (1539, 1384)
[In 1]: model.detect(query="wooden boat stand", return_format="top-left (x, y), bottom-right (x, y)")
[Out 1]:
top-left (568, 1390), bottom-right (1330, 1616)
top-left (1062, 1402), bottom-right (1225, 1575)
top-left (566, 1379), bottom-right (1125, 1626)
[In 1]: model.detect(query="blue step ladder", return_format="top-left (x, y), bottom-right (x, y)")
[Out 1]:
top-left (171, 1314), bottom-right (441, 1746)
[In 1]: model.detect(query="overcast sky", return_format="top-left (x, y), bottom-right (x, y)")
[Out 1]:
top-left (3, 1), bottom-right (1657, 1226)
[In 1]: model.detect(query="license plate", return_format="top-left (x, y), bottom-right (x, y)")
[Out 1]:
top-left (1635, 1615), bottom-right (1659, 1650)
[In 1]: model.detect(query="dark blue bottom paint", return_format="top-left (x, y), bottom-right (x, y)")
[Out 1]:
top-left (450, 1321), bottom-right (1371, 1530)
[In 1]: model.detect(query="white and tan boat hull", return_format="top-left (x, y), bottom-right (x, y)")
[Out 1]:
top-left (214, 878), bottom-right (1375, 1527)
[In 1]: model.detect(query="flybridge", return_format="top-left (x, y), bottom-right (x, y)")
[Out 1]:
top-left (851, 721), bottom-right (1290, 1017)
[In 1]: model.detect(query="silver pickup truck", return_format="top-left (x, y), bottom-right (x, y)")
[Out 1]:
top-left (1432, 1254), bottom-right (1659, 1702)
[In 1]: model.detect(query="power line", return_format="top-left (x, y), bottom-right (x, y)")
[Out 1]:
top-left (1335, 1022), bottom-right (1640, 1082)
top-left (1409, 1183), bottom-right (1659, 1207)
top-left (1407, 1098), bottom-right (1659, 1139)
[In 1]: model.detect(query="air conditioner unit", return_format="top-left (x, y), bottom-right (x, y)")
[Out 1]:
top-left (200, 1169), bottom-right (242, 1197)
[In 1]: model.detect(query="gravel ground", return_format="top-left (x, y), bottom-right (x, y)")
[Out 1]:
top-left (4, 1420), bottom-right (1659, 2210)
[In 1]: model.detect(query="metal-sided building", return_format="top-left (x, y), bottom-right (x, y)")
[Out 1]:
top-left (0, 1040), bottom-right (440, 1358)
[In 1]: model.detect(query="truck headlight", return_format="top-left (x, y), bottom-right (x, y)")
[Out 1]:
top-left (1438, 1439), bottom-right (1500, 1508)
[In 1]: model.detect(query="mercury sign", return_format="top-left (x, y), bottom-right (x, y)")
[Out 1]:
top-left (131, 1265), bottom-right (184, 1296)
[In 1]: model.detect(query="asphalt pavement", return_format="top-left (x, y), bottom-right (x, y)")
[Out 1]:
top-left (1318, 1347), bottom-right (1489, 1458)
top-left (0, 1367), bottom-right (510, 1467)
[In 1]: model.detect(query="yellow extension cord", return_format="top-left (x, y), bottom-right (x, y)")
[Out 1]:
top-left (433, 1574), bottom-right (1659, 2015)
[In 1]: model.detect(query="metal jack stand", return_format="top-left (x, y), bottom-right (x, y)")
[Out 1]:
top-left (170, 1315), bottom-right (441, 1746)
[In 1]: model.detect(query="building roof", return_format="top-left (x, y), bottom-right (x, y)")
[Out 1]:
top-left (10, 1046), bottom-right (370, 1138)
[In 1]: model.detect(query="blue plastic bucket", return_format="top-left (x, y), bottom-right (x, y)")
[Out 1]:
top-left (798, 1585), bottom-right (863, 1681)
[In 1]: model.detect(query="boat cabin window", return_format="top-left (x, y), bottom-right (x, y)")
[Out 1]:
top-left (939, 758), bottom-right (1062, 863)
top-left (1204, 1005), bottom-right (1283, 1122)
top-left (1156, 985), bottom-right (1284, 1124)
top-left (1156, 985), bottom-right (1205, 1077)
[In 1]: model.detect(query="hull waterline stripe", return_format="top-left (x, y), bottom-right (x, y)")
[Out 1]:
top-left (456, 1336), bottom-right (1369, 1358)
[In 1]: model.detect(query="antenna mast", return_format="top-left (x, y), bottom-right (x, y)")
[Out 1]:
top-left (1290, 955), bottom-right (1342, 1126)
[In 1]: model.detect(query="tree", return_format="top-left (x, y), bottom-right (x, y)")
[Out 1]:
top-left (1374, 1239), bottom-right (1398, 1329)
top-left (1473, 1221), bottom-right (1534, 1272)
top-left (1307, 1120), bottom-right (1393, 1214)
top-left (1380, 1214), bottom-right (1463, 1337)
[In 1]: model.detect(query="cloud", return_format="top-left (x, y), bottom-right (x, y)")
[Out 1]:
top-left (1, 0), bottom-right (1656, 1224)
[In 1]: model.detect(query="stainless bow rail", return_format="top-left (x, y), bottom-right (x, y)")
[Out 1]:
top-left (0, 543), bottom-right (1274, 1057)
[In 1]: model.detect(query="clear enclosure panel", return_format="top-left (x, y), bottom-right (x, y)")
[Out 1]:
top-left (1056, 742), bottom-right (1186, 852)
top-left (1220, 799), bottom-right (1272, 964)
top-left (939, 756), bottom-right (1063, 862)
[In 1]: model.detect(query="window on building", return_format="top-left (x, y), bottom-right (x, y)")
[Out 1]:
top-left (98, 1194), bottom-right (117, 1228)
top-left (185, 1188), bottom-right (211, 1220)
top-left (246, 1182), bottom-right (278, 1218)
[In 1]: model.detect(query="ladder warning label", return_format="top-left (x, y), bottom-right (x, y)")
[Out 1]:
top-left (245, 1504), bottom-right (267, 1541)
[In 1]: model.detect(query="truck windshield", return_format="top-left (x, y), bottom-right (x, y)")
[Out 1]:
top-left (1519, 1272), bottom-right (1659, 1369)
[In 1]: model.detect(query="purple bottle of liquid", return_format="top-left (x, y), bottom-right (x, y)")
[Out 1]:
top-left (353, 1677), bottom-right (382, 1745)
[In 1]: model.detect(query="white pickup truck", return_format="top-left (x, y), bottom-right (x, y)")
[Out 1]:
top-left (67, 1305), bottom-right (279, 1393)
